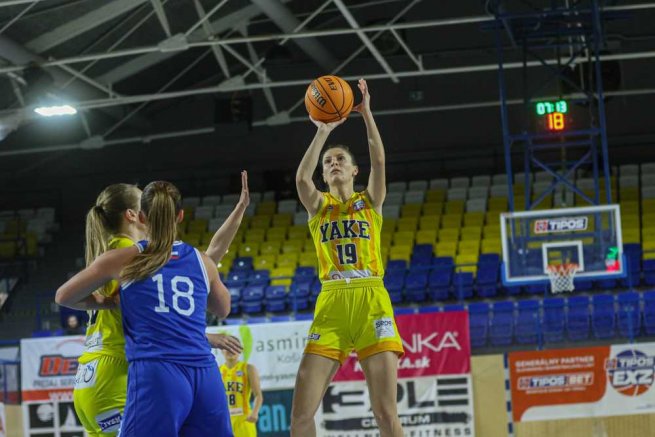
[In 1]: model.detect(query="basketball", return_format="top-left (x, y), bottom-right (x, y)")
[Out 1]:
top-left (304, 75), bottom-right (354, 123)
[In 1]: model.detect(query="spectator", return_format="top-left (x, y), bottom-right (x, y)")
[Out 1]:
top-left (64, 315), bottom-right (85, 335)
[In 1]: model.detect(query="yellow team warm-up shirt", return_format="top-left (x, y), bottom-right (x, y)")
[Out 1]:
top-left (78, 236), bottom-right (133, 363)
top-left (220, 361), bottom-right (252, 417)
top-left (308, 191), bottom-right (384, 282)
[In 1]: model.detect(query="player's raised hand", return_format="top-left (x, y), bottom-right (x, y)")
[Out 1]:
top-left (237, 170), bottom-right (250, 209)
top-left (352, 78), bottom-right (371, 114)
top-left (309, 115), bottom-right (346, 132)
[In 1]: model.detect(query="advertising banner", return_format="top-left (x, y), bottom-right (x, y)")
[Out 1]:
top-left (509, 342), bottom-right (655, 422)
top-left (20, 336), bottom-right (86, 437)
top-left (316, 312), bottom-right (474, 437)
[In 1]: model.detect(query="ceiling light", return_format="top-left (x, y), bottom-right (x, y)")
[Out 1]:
top-left (34, 105), bottom-right (77, 117)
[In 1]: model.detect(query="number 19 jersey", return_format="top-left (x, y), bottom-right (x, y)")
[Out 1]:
top-left (308, 191), bottom-right (384, 282)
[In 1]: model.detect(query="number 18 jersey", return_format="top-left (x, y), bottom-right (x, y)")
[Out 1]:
top-left (308, 191), bottom-right (384, 282)
top-left (119, 241), bottom-right (215, 366)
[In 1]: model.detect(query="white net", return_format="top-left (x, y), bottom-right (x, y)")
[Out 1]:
top-left (546, 263), bottom-right (579, 293)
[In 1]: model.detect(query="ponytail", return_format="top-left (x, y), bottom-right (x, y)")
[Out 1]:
top-left (85, 206), bottom-right (110, 267)
top-left (121, 181), bottom-right (181, 282)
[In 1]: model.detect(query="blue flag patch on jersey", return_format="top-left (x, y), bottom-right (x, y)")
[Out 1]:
top-left (353, 199), bottom-right (366, 211)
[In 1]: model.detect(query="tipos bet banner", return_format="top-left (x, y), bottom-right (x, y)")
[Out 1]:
top-left (509, 343), bottom-right (655, 422)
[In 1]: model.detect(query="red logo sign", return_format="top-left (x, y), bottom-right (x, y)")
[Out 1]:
top-left (38, 355), bottom-right (79, 377)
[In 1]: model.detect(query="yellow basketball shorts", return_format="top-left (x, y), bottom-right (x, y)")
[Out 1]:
top-left (73, 354), bottom-right (128, 436)
top-left (304, 277), bottom-right (405, 364)
top-left (230, 415), bottom-right (257, 437)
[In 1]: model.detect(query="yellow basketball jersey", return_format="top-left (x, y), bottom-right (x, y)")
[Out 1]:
top-left (308, 191), bottom-right (384, 282)
top-left (78, 236), bottom-right (134, 363)
top-left (220, 361), bottom-right (252, 417)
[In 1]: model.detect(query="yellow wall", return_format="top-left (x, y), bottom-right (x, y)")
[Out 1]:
top-left (4, 405), bottom-right (22, 437)
top-left (515, 414), bottom-right (655, 437)
top-left (471, 354), bottom-right (508, 437)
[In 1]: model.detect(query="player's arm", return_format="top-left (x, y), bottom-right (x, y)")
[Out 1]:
top-left (203, 253), bottom-right (231, 319)
top-left (354, 79), bottom-right (386, 215)
top-left (55, 247), bottom-right (138, 309)
top-left (246, 363), bottom-right (264, 423)
top-left (205, 170), bottom-right (249, 264)
top-left (206, 333), bottom-right (243, 355)
top-left (296, 118), bottom-right (345, 218)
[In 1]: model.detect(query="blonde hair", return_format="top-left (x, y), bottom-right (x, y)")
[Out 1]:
top-left (121, 181), bottom-right (181, 282)
top-left (85, 183), bottom-right (141, 267)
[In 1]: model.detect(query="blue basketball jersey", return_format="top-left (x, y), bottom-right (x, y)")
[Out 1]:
top-left (119, 241), bottom-right (215, 366)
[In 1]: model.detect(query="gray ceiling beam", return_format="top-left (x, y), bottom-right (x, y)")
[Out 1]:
top-left (193, 0), bottom-right (231, 78)
top-left (150, 0), bottom-right (172, 38)
top-left (250, 0), bottom-right (337, 72)
top-left (97, 2), bottom-right (284, 86)
top-left (25, 0), bottom-right (149, 54)
top-left (332, 0), bottom-right (398, 82)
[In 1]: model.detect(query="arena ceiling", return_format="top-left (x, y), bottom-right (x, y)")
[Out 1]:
top-left (1, 0), bottom-right (655, 162)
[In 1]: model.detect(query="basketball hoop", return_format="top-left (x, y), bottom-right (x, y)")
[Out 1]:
top-left (546, 263), bottom-right (579, 293)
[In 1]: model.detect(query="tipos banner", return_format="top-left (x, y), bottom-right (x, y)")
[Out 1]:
top-left (509, 342), bottom-right (655, 422)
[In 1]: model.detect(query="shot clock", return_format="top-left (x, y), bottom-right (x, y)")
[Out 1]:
top-left (535, 99), bottom-right (568, 132)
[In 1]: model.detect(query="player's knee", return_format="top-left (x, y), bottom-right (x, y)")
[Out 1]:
top-left (290, 404), bottom-right (316, 426)
top-left (371, 403), bottom-right (399, 428)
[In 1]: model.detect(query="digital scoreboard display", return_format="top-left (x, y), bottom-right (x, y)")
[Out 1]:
top-left (535, 99), bottom-right (568, 132)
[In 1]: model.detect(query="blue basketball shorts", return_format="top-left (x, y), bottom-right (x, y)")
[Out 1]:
top-left (119, 360), bottom-right (233, 437)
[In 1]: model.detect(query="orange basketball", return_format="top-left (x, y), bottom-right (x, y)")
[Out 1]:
top-left (304, 75), bottom-right (354, 123)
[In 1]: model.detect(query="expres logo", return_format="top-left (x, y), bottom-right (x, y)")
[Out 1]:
top-left (534, 216), bottom-right (588, 234)
top-left (39, 355), bottom-right (79, 377)
top-left (605, 350), bottom-right (655, 396)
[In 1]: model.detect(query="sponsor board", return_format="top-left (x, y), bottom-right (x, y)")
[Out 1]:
top-left (534, 216), bottom-right (588, 234)
top-left (509, 343), bottom-right (655, 421)
top-left (320, 312), bottom-right (474, 436)
top-left (20, 337), bottom-right (86, 437)
top-left (207, 321), bottom-right (312, 390)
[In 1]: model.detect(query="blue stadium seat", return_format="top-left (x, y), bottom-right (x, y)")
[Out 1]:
top-left (309, 280), bottom-right (321, 305)
top-left (295, 312), bottom-right (314, 321)
top-left (490, 301), bottom-right (514, 346)
top-left (384, 270), bottom-right (405, 304)
top-left (247, 316), bottom-right (268, 324)
top-left (452, 272), bottom-right (474, 300)
top-left (240, 285), bottom-right (265, 314)
top-left (386, 260), bottom-right (407, 273)
top-left (592, 294), bottom-right (615, 339)
top-left (224, 318), bottom-right (244, 325)
top-left (542, 297), bottom-right (565, 343)
top-left (265, 285), bottom-right (287, 313)
top-left (411, 244), bottom-right (433, 267)
top-left (525, 283), bottom-right (547, 295)
top-left (504, 285), bottom-right (523, 296)
top-left (405, 270), bottom-right (429, 303)
top-left (428, 267), bottom-right (452, 301)
top-left (468, 302), bottom-right (489, 348)
top-left (394, 307), bottom-right (415, 315)
top-left (643, 260), bottom-right (655, 286)
top-left (225, 272), bottom-right (248, 288)
top-left (617, 292), bottom-right (641, 339)
top-left (271, 315), bottom-right (291, 322)
top-left (643, 291), bottom-right (655, 335)
top-left (247, 270), bottom-right (270, 286)
top-left (572, 278), bottom-right (593, 292)
top-left (294, 266), bottom-right (316, 285)
top-left (515, 300), bottom-right (540, 345)
top-left (443, 304), bottom-right (465, 312)
top-left (418, 305), bottom-right (440, 314)
top-left (228, 287), bottom-right (242, 316)
top-left (567, 296), bottom-right (591, 341)
top-left (32, 330), bottom-right (53, 337)
top-left (476, 263), bottom-right (499, 298)
top-left (621, 244), bottom-right (642, 288)
top-left (287, 283), bottom-right (311, 312)
top-left (594, 278), bottom-right (618, 290)
top-left (232, 257), bottom-right (253, 272)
